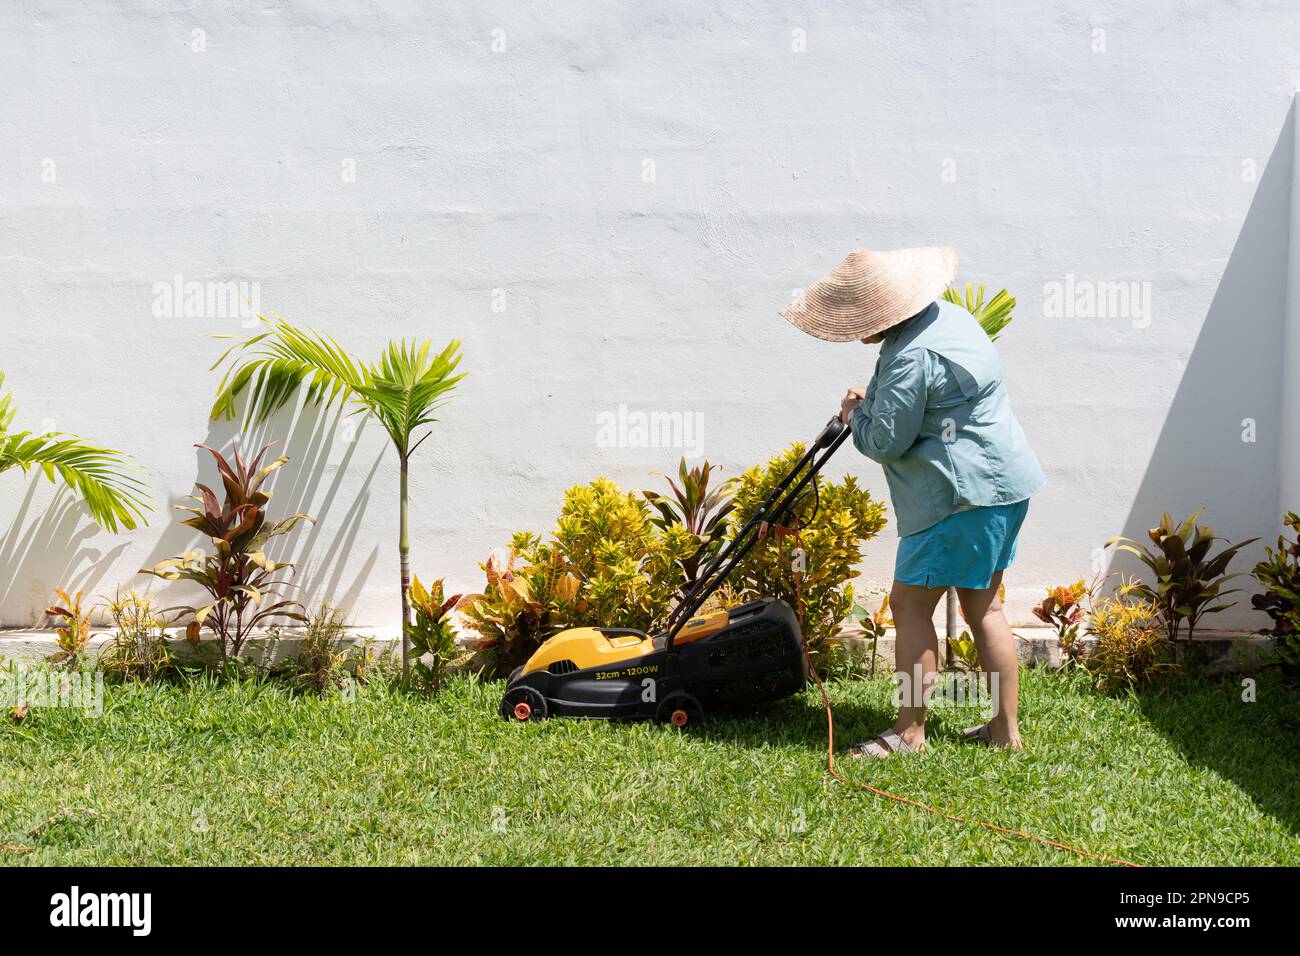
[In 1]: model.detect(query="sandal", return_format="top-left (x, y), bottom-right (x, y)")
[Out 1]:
top-left (961, 723), bottom-right (1022, 750)
top-left (847, 728), bottom-right (921, 759)
top-left (962, 723), bottom-right (995, 747)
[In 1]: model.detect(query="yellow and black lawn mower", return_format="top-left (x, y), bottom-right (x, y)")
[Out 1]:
top-left (498, 415), bottom-right (851, 727)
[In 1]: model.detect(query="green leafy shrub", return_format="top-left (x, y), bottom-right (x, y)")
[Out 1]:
top-left (1084, 581), bottom-right (1176, 691)
top-left (552, 478), bottom-right (695, 631)
top-left (1251, 512), bottom-right (1300, 683)
top-left (290, 605), bottom-right (351, 696)
top-left (465, 450), bottom-right (884, 675)
top-left (407, 576), bottom-right (468, 690)
top-left (99, 590), bottom-right (173, 680)
top-left (1110, 511), bottom-right (1256, 663)
top-left (349, 637), bottom-right (380, 682)
top-left (946, 631), bottom-right (981, 671)
top-left (724, 443), bottom-right (888, 663)
top-left (141, 443), bottom-right (313, 662)
top-left (462, 479), bottom-right (694, 674)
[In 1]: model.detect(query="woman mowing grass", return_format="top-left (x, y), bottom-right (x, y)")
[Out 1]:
top-left (780, 246), bottom-right (1044, 756)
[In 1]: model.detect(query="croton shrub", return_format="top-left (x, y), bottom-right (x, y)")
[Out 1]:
top-left (407, 575), bottom-right (470, 690)
top-left (462, 448), bottom-right (887, 676)
top-left (1032, 579), bottom-right (1090, 664)
top-left (723, 442), bottom-right (888, 664)
top-left (1084, 580), bottom-right (1175, 691)
top-left (461, 479), bottom-right (695, 674)
top-left (549, 478), bottom-right (697, 630)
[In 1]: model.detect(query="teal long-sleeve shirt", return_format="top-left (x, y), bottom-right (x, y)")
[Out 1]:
top-left (849, 300), bottom-right (1044, 536)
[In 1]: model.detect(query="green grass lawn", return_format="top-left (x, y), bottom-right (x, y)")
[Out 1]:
top-left (2, 667), bottom-right (1297, 865)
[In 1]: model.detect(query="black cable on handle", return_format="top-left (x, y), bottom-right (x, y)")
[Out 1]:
top-left (662, 416), bottom-right (851, 651)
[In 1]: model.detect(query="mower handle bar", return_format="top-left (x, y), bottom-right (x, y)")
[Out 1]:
top-left (661, 415), bottom-right (851, 651)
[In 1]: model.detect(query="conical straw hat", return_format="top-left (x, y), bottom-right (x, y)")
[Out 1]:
top-left (779, 246), bottom-right (959, 342)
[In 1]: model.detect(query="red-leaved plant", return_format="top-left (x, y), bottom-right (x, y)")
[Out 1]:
top-left (44, 588), bottom-right (94, 668)
top-left (1032, 579), bottom-right (1091, 663)
top-left (142, 443), bottom-right (313, 662)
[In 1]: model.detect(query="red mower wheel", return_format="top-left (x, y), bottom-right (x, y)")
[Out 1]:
top-left (499, 685), bottom-right (548, 722)
top-left (656, 692), bottom-right (703, 728)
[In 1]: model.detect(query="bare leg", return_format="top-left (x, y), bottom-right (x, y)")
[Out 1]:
top-left (956, 571), bottom-right (1023, 749)
top-left (887, 580), bottom-right (945, 750)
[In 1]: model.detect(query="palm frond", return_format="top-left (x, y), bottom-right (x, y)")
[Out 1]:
top-left (210, 315), bottom-right (368, 424)
top-left (211, 317), bottom-right (465, 458)
top-left (0, 429), bottom-right (152, 532)
top-left (943, 282), bottom-right (1016, 341)
top-left (355, 339), bottom-right (465, 453)
top-left (0, 370), bottom-right (15, 433)
top-left (206, 316), bottom-right (464, 676)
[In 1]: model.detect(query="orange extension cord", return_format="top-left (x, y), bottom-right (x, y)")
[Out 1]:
top-left (772, 521), bottom-right (1140, 867)
top-left (802, 646), bottom-right (1140, 867)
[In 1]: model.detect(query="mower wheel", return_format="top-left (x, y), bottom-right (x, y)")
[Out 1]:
top-left (499, 686), bottom-right (547, 722)
top-left (656, 692), bottom-right (703, 729)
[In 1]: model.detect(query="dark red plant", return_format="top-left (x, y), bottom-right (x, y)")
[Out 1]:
top-left (142, 443), bottom-right (313, 661)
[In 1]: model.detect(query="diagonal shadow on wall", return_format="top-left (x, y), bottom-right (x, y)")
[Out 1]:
top-left (0, 397), bottom-right (382, 628)
top-left (0, 484), bottom-right (130, 624)
top-left (1116, 107), bottom-right (1292, 606)
top-left (137, 398), bottom-right (383, 622)
top-left (1115, 105), bottom-right (1296, 836)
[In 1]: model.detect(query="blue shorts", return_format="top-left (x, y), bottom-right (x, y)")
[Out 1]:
top-left (894, 499), bottom-right (1030, 591)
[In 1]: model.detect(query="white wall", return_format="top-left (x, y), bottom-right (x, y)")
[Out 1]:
top-left (2, 0), bottom-right (1298, 630)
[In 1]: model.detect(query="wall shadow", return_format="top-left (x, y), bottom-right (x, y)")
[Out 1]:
top-left (0, 397), bottom-right (383, 628)
top-left (137, 399), bottom-right (383, 622)
top-left (1111, 105), bottom-right (1298, 836)
top-left (1134, 672), bottom-right (1300, 836)
top-left (0, 484), bottom-right (130, 625)
top-left (1116, 106), bottom-right (1293, 605)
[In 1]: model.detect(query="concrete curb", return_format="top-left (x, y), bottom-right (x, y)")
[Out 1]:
top-left (0, 626), bottom-right (400, 670)
top-left (0, 624), bottom-right (1278, 674)
top-left (828, 626), bottom-right (1277, 674)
